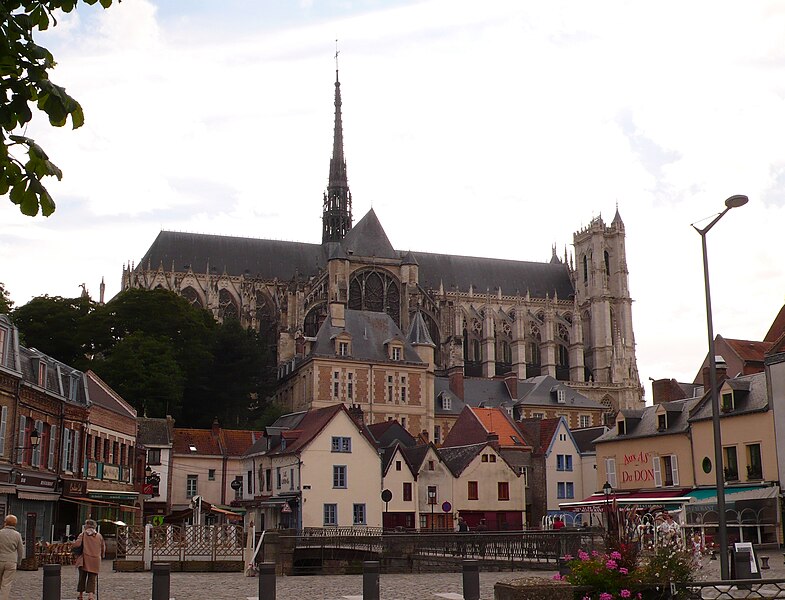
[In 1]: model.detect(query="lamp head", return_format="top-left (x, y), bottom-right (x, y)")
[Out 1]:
top-left (30, 429), bottom-right (40, 447)
top-left (725, 195), bottom-right (748, 209)
top-left (602, 481), bottom-right (612, 494)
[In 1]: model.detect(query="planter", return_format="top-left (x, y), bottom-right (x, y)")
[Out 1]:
top-left (495, 577), bottom-right (589, 600)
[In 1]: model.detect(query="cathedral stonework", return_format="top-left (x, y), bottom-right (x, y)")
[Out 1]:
top-left (124, 69), bottom-right (643, 419)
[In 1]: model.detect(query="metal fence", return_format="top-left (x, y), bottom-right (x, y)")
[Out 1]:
top-left (673, 579), bottom-right (785, 599)
top-left (117, 524), bottom-right (244, 562)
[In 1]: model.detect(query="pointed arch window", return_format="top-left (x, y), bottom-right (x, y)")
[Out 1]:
top-left (348, 269), bottom-right (400, 325)
top-left (304, 304), bottom-right (328, 337)
top-left (582, 255), bottom-right (589, 283)
top-left (181, 286), bottom-right (202, 308)
top-left (218, 289), bottom-right (239, 322)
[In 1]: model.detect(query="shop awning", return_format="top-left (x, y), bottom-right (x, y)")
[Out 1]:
top-left (687, 485), bottom-right (779, 506)
top-left (560, 488), bottom-right (693, 512)
top-left (60, 496), bottom-right (141, 512)
top-left (18, 491), bottom-right (60, 501)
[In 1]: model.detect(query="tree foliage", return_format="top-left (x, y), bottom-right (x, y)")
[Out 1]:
top-left (11, 293), bottom-right (93, 365)
top-left (1, 0), bottom-right (114, 216)
top-left (0, 282), bottom-right (12, 314)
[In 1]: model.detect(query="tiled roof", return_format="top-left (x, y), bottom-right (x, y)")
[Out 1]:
top-left (173, 427), bottom-right (260, 456)
top-left (438, 443), bottom-right (485, 476)
top-left (85, 371), bottom-right (137, 420)
top-left (689, 372), bottom-right (768, 422)
top-left (571, 426), bottom-right (607, 454)
top-left (764, 304), bottom-right (785, 343)
top-left (724, 339), bottom-right (773, 363)
top-left (469, 407), bottom-right (529, 447)
top-left (518, 417), bottom-right (561, 453)
top-left (221, 429), bottom-right (261, 456)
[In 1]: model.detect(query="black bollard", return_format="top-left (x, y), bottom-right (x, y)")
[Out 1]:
top-left (151, 562), bottom-right (171, 600)
top-left (462, 559), bottom-right (480, 600)
top-left (363, 560), bottom-right (380, 600)
top-left (258, 562), bottom-right (276, 600)
top-left (42, 564), bottom-right (61, 600)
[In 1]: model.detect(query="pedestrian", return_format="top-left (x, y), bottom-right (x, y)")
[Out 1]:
top-left (553, 516), bottom-right (565, 530)
top-left (457, 517), bottom-right (469, 533)
top-left (0, 514), bottom-right (24, 600)
top-left (73, 519), bottom-right (106, 600)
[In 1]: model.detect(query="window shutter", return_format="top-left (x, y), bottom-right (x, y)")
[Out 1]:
top-left (0, 406), bottom-right (7, 456)
top-left (61, 428), bottom-right (71, 470)
top-left (17, 415), bottom-right (25, 463)
top-left (72, 430), bottom-right (80, 473)
top-left (652, 454), bottom-right (662, 487)
top-left (48, 427), bottom-right (57, 470)
top-left (671, 454), bottom-right (679, 486)
top-left (32, 420), bottom-right (42, 466)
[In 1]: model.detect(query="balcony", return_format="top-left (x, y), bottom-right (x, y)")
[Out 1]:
top-left (85, 460), bottom-right (132, 484)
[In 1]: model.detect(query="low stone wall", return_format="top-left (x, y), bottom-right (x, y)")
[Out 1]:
top-left (495, 577), bottom-right (590, 600)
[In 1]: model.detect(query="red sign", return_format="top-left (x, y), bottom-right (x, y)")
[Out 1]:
top-left (281, 503), bottom-right (292, 513)
top-left (142, 484), bottom-right (154, 495)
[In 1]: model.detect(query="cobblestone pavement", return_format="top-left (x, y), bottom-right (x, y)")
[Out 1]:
top-left (13, 553), bottom-right (785, 600)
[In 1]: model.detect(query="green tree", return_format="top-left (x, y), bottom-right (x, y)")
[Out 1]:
top-left (90, 331), bottom-right (185, 418)
top-left (12, 294), bottom-right (92, 365)
top-left (0, 282), bottom-right (12, 314)
top-left (1, 0), bottom-right (114, 216)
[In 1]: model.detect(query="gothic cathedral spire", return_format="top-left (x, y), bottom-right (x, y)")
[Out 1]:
top-left (322, 65), bottom-right (353, 244)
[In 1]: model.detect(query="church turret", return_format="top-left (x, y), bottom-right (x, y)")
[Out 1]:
top-left (322, 67), bottom-right (353, 243)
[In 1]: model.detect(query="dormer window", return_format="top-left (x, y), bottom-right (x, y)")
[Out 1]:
top-left (556, 389), bottom-right (566, 404)
top-left (0, 327), bottom-right (5, 366)
top-left (334, 333), bottom-right (352, 357)
top-left (657, 414), bottom-right (667, 431)
top-left (338, 342), bottom-right (349, 356)
top-left (391, 345), bottom-right (402, 361)
top-left (37, 360), bottom-right (47, 387)
top-left (442, 397), bottom-right (451, 411)
top-left (721, 392), bottom-right (734, 412)
top-left (617, 420), bottom-right (626, 435)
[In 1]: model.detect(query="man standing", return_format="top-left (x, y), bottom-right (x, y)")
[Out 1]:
top-left (0, 515), bottom-right (24, 600)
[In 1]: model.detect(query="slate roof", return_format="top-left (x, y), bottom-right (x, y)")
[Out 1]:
top-left (438, 443), bottom-right (486, 476)
top-left (407, 312), bottom-right (435, 347)
top-left (688, 372), bottom-right (768, 422)
top-left (514, 376), bottom-right (603, 409)
top-left (594, 397), bottom-right (699, 444)
top-left (137, 210), bottom-right (576, 299)
top-left (571, 426), bottom-right (607, 454)
top-left (367, 420), bottom-right (417, 449)
top-left (399, 444), bottom-right (430, 473)
top-left (85, 371), bottom-right (137, 420)
top-left (17, 346), bottom-right (87, 405)
top-left (311, 310), bottom-right (424, 364)
top-left (137, 417), bottom-right (173, 447)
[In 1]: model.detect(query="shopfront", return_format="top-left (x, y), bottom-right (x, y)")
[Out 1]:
top-left (8, 471), bottom-right (60, 548)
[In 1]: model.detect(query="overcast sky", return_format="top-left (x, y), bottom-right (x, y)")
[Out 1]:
top-left (2, 0), bottom-right (784, 402)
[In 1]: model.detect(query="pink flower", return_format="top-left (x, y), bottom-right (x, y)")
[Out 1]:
top-left (610, 551), bottom-right (622, 560)
top-left (552, 574), bottom-right (563, 581)
top-left (592, 550), bottom-right (600, 556)
top-left (619, 567), bottom-right (629, 575)
top-left (636, 594), bottom-right (642, 599)
top-left (621, 590), bottom-right (631, 598)
top-left (600, 593), bottom-right (613, 600)
top-left (605, 559), bottom-right (618, 570)
top-left (563, 554), bottom-right (573, 561)
top-left (578, 551), bottom-right (590, 561)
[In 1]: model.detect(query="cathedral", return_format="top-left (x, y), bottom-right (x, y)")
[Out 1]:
top-left (123, 69), bottom-right (643, 431)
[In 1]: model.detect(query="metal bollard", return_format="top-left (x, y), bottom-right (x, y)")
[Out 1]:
top-left (151, 562), bottom-right (171, 600)
top-left (42, 563), bottom-right (61, 600)
top-left (258, 562), bottom-right (276, 600)
top-left (363, 560), bottom-right (380, 600)
top-left (462, 559), bottom-right (480, 600)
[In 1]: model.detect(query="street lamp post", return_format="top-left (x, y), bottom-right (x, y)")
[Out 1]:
top-left (602, 481), bottom-right (612, 536)
top-left (692, 194), bottom-right (748, 581)
top-left (428, 488), bottom-right (436, 532)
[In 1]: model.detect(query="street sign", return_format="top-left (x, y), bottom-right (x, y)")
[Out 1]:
top-left (381, 489), bottom-right (392, 503)
top-left (442, 501), bottom-right (452, 513)
top-left (151, 515), bottom-right (164, 526)
top-left (142, 484), bottom-right (153, 495)
top-left (281, 503), bottom-right (292, 513)
top-left (230, 479), bottom-right (242, 491)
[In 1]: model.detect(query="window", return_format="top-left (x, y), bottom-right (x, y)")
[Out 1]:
top-left (557, 455), bottom-right (564, 471)
top-left (0, 328), bottom-right (4, 365)
top-left (489, 454), bottom-right (496, 463)
top-left (532, 412), bottom-right (544, 420)
top-left (558, 482), bottom-right (575, 499)
top-left (290, 468), bottom-right (295, 491)
top-left (112, 441), bottom-right (119, 464)
top-left (724, 446), bottom-right (739, 481)
top-left (31, 420), bottom-right (42, 467)
top-left (333, 465), bottom-right (347, 488)
top-left (0, 406), bottom-right (7, 456)
top-left (721, 392), bottom-right (734, 411)
top-left (400, 417), bottom-right (407, 430)
top-left (47, 425), bottom-right (56, 470)
top-left (579, 415), bottom-right (590, 428)
top-left (387, 376), bottom-right (394, 403)
top-left (434, 425), bottom-right (441, 445)
top-left (605, 457), bottom-right (617, 488)
top-left (148, 449), bottom-right (161, 465)
top-left (403, 482), bottom-right (412, 502)
top-left (265, 469), bottom-right (271, 491)
top-left (392, 346), bottom-right (402, 361)
top-left (662, 455), bottom-right (679, 486)
top-left (323, 504), bottom-right (337, 526)
top-left (331, 436), bottom-right (351, 453)
top-left (556, 389), bottom-right (566, 404)
top-left (395, 460), bottom-right (401, 471)
top-left (498, 481), bottom-right (510, 501)
top-left (427, 460), bottom-right (435, 471)
top-left (565, 455), bottom-right (573, 471)
top-left (247, 470), bottom-right (253, 494)
top-left (400, 375), bottom-right (407, 403)
top-left (208, 469), bottom-right (216, 481)
top-left (332, 371), bottom-right (340, 400)
top-left (347, 372), bottom-right (353, 400)
top-left (468, 481), bottom-right (478, 500)
top-left (186, 475), bottom-right (198, 498)
top-left (353, 503), bottom-right (366, 525)
top-left (482, 454), bottom-right (488, 463)
top-left (37, 361), bottom-right (47, 386)
top-left (617, 421), bottom-right (626, 435)
top-left (338, 341), bottom-right (349, 356)
top-left (657, 414), bottom-right (667, 431)
top-left (442, 397), bottom-right (451, 411)
top-left (746, 443), bottom-right (762, 480)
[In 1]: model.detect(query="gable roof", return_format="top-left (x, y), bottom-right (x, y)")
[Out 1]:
top-left (138, 417), bottom-right (174, 447)
top-left (340, 208), bottom-right (397, 259)
top-left (571, 426), bottom-right (607, 454)
top-left (85, 370), bottom-right (137, 420)
top-left (469, 407), bottom-right (530, 447)
top-left (173, 426), bottom-right (260, 456)
top-left (367, 420), bottom-right (417, 449)
top-left (724, 338), bottom-right (774, 364)
top-left (518, 417), bottom-right (561, 454)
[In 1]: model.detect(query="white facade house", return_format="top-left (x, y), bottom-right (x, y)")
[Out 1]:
top-left (544, 417), bottom-right (584, 513)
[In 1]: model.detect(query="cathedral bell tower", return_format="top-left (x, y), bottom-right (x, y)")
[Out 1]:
top-left (322, 68), bottom-right (353, 243)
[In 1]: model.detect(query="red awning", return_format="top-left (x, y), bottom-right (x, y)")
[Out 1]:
top-left (559, 488), bottom-right (693, 512)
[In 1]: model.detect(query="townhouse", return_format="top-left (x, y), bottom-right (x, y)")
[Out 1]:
top-left (137, 416), bottom-right (174, 520)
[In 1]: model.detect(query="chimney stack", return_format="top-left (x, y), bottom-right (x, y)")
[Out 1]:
top-left (448, 366), bottom-right (464, 400)
top-left (702, 356), bottom-right (728, 390)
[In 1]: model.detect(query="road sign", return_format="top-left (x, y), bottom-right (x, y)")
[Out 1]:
top-left (151, 515), bottom-right (164, 526)
top-left (281, 503), bottom-right (292, 514)
top-left (442, 501), bottom-right (452, 513)
top-left (381, 489), bottom-right (393, 503)
top-left (142, 484), bottom-right (153, 495)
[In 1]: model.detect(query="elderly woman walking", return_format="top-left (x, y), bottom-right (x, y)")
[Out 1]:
top-left (72, 519), bottom-right (105, 600)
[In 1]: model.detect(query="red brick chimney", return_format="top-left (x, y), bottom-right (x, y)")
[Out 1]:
top-left (486, 432), bottom-right (500, 451)
top-left (702, 357), bottom-right (728, 390)
top-left (448, 366), bottom-right (464, 400)
top-left (651, 379), bottom-right (687, 405)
